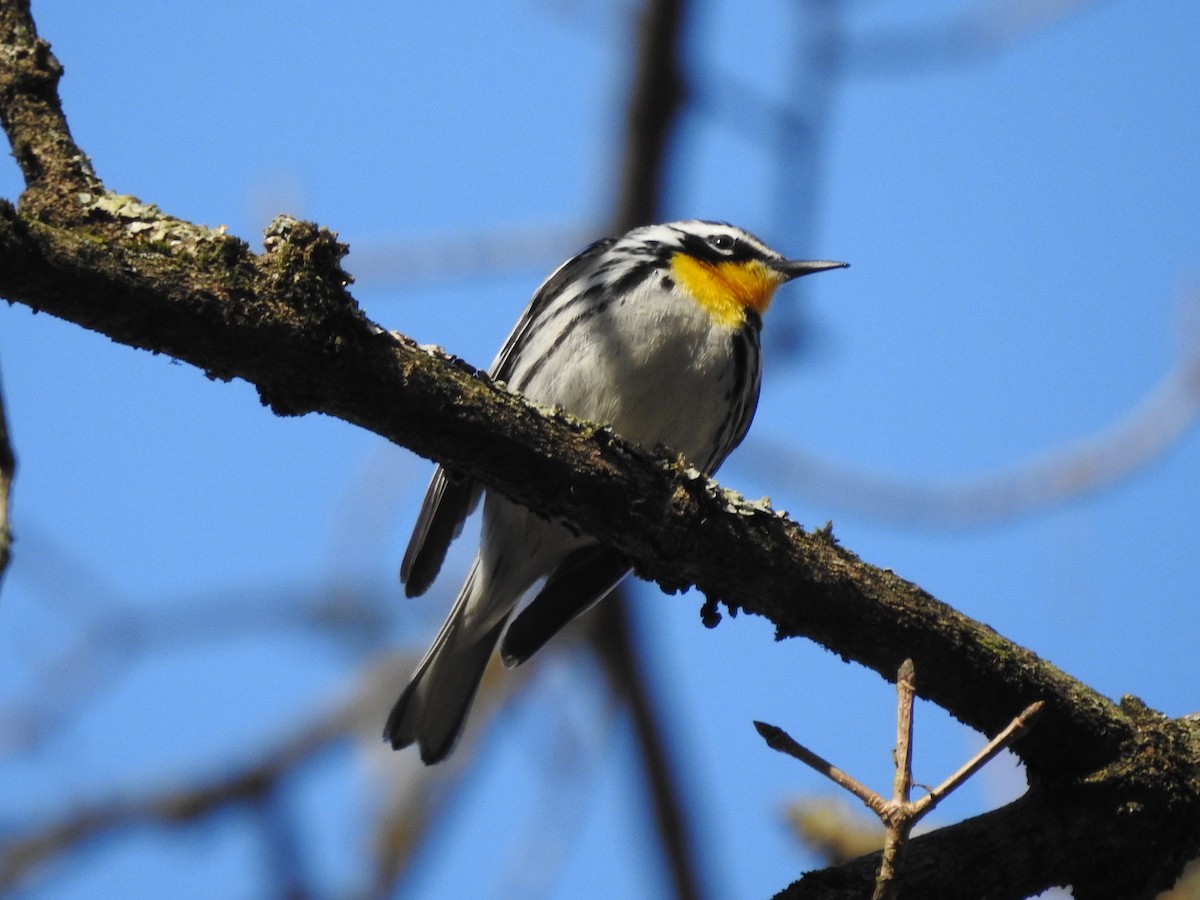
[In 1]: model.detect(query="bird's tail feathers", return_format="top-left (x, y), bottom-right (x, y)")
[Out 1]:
top-left (383, 559), bottom-right (507, 764)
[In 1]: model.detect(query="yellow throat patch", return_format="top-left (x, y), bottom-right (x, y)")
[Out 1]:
top-left (669, 253), bottom-right (783, 329)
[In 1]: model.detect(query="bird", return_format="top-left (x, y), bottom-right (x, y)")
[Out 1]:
top-left (384, 220), bottom-right (847, 763)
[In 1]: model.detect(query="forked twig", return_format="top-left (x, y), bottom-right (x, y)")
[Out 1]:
top-left (755, 659), bottom-right (1043, 900)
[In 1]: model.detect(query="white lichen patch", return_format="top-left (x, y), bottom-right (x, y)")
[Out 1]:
top-left (717, 489), bottom-right (778, 517)
top-left (79, 191), bottom-right (226, 249)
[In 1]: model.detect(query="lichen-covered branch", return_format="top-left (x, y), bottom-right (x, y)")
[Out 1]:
top-left (0, 0), bottom-right (99, 214)
top-left (0, 0), bottom-right (1122, 780)
top-left (0, 2), bottom-right (1197, 897)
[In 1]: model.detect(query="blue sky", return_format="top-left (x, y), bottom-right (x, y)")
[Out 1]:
top-left (1, 2), bottom-right (1198, 898)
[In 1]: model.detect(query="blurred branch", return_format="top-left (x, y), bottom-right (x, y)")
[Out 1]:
top-left (535, 0), bottom-right (637, 40)
top-left (366, 653), bottom-right (540, 899)
top-left (1, 527), bottom-right (393, 754)
top-left (489, 665), bottom-right (616, 899)
top-left (748, 313), bottom-right (1200, 527)
top-left (593, 1), bottom-right (712, 898)
top-left (0, 2), bottom-right (1197, 897)
top-left (0, 534), bottom-right (531, 895)
top-left (347, 0), bottom-right (669, 290)
top-left (348, 2), bottom-right (1104, 302)
top-left (0, 686), bottom-right (353, 893)
top-left (844, 0), bottom-right (1105, 77)
top-left (768, 0), bottom-right (843, 352)
top-left (348, 221), bottom-right (597, 291)
top-left (0, 651), bottom-right (501, 897)
top-left (0, 358), bottom-right (14, 589)
top-left (784, 797), bottom-right (883, 865)
top-left (592, 590), bottom-right (705, 900)
top-left (611, 0), bottom-right (685, 231)
top-left (258, 785), bottom-right (313, 900)
top-left (697, 0), bottom-right (1103, 142)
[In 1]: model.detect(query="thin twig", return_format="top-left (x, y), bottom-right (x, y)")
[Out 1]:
top-left (757, 660), bottom-right (1045, 900)
top-left (753, 721), bottom-right (886, 817)
top-left (891, 659), bottom-right (916, 810)
top-left (874, 660), bottom-right (918, 899)
top-left (911, 700), bottom-right (1044, 819)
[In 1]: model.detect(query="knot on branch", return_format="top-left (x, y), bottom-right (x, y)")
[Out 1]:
top-left (0, 31), bottom-right (61, 96)
top-left (251, 215), bottom-right (372, 415)
top-left (260, 215), bottom-right (359, 319)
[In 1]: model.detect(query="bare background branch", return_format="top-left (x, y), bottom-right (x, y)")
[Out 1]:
top-left (0, 358), bottom-right (13, 587)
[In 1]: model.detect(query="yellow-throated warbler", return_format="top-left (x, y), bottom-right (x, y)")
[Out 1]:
top-left (385, 220), bottom-right (847, 762)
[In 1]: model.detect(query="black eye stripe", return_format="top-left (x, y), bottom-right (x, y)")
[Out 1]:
top-left (666, 224), bottom-right (774, 265)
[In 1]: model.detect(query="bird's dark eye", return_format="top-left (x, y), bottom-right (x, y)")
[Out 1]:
top-left (708, 233), bottom-right (737, 253)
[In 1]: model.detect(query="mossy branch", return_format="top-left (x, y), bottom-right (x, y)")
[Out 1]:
top-left (0, 1), bottom-right (1197, 897)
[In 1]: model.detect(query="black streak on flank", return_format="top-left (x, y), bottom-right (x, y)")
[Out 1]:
top-left (511, 297), bottom-right (612, 392)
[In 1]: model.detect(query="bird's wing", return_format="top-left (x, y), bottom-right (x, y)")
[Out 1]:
top-left (400, 467), bottom-right (482, 597)
top-left (401, 236), bottom-right (617, 598)
top-left (489, 236), bottom-right (617, 383)
top-left (499, 545), bottom-right (630, 666)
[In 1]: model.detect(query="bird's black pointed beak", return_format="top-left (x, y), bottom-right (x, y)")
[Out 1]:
top-left (774, 258), bottom-right (849, 281)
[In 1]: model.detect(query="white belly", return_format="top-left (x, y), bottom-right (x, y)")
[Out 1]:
top-left (514, 285), bottom-right (739, 465)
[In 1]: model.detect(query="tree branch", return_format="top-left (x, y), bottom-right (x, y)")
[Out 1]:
top-left (0, 0), bottom-right (100, 213)
top-left (781, 750), bottom-right (1200, 900)
top-left (0, 2), bottom-right (1196, 897)
top-left (0, 2), bottom-right (1111, 775)
top-left (760, 662), bottom-right (1049, 900)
